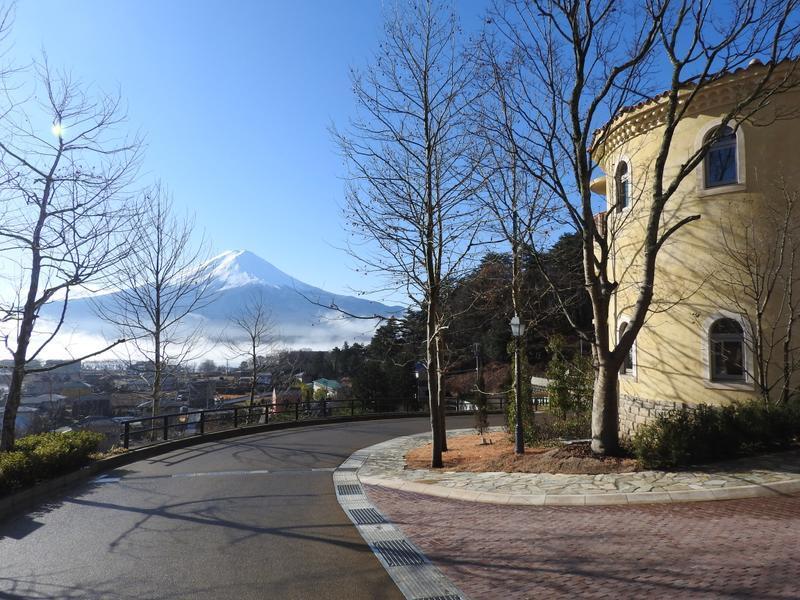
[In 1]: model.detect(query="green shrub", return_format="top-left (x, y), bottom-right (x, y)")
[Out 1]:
top-left (526, 411), bottom-right (591, 447)
top-left (545, 336), bottom-right (593, 418)
top-left (0, 430), bottom-right (104, 494)
top-left (0, 451), bottom-right (33, 492)
top-left (631, 401), bottom-right (800, 468)
top-left (511, 335), bottom-right (593, 447)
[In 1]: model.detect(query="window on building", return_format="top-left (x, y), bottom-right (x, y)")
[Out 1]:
top-left (704, 126), bottom-right (738, 188)
top-left (709, 318), bottom-right (745, 381)
top-left (618, 321), bottom-right (634, 375)
top-left (615, 161), bottom-right (630, 212)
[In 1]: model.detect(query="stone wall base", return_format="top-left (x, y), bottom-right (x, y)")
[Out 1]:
top-left (618, 394), bottom-right (694, 440)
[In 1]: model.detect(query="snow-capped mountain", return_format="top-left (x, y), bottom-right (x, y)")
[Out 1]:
top-left (193, 250), bottom-right (403, 345)
top-left (38, 250), bottom-right (403, 357)
top-left (205, 250), bottom-right (307, 291)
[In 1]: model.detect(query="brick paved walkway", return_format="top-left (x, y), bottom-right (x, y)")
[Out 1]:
top-left (366, 485), bottom-right (800, 599)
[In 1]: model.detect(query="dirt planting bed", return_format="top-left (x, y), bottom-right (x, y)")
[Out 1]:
top-left (405, 431), bottom-right (640, 475)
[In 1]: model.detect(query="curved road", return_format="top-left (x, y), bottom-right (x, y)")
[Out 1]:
top-left (0, 417), bottom-right (480, 600)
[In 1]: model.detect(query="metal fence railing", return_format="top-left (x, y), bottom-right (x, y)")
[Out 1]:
top-left (118, 394), bottom-right (543, 450)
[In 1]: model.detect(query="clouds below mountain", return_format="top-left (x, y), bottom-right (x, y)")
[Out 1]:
top-left (29, 250), bottom-right (402, 361)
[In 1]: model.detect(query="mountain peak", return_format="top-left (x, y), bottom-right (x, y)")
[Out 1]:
top-left (205, 249), bottom-right (307, 291)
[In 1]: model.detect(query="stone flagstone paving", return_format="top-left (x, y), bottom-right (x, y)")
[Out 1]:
top-left (357, 428), bottom-right (800, 501)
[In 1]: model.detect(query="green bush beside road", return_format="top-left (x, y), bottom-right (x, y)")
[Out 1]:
top-left (0, 431), bottom-right (104, 495)
top-left (632, 401), bottom-right (800, 468)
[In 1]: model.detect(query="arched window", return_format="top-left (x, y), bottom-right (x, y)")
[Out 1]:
top-left (615, 161), bottom-right (630, 212)
top-left (618, 321), bottom-right (634, 376)
top-left (704, 126), bottom-right (738, 188)
top-left (709, 318), bottom-right (744, 381)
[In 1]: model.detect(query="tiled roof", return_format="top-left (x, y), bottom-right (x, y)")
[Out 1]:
top-left (591, 57), bottom-right (796, 148)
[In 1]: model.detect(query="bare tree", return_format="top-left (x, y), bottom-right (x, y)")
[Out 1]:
top-left (335, 0), bottom-right (485, 467)
top-left (716, 182), bottom-right (800, 404)
top-left (475, 38), bottom-right (558, 451)
top-left (491, 0), bottom-right (800, 454)
top-left (0, 59), bottom-right (141, 451)
top-left (224, 291), bottom-right (276, 407)
top-left (96, 186), bottom-right (214, 419)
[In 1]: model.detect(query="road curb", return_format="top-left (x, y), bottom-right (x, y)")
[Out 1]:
top-left (0, 412), bottom-right (436, 522)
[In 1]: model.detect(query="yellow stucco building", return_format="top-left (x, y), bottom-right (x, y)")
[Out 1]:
top-left (591, 60), bottom-right (800, 436)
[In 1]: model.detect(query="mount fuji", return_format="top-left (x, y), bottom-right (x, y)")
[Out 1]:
top-left (39, 250), bottom-right (403, 357)
top-left (193, 250), bottom-right (404, 346)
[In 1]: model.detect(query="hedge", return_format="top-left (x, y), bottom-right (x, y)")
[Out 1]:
top-left (631, 400), bottom-right (800, 468)
top-left (0, 430), bottom-right (104, 495)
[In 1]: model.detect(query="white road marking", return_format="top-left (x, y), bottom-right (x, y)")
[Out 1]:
top-left (92, 476), bottom-right (121, 484)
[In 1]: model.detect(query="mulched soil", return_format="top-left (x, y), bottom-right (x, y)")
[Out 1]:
top-left (405, 432), bottom-right (640, 475)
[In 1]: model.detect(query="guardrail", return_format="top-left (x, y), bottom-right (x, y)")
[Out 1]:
top-left (118, 394), bottom-right (548, 450)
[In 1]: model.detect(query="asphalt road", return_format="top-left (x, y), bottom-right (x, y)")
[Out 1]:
top-left (0, 416), bottom-right (483, 600)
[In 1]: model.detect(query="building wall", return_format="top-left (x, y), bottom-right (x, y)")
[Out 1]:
top-left (594, 66), bottom-right (800, 432)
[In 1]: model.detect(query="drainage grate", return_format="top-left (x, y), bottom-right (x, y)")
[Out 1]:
top-left (337, 484), bottom-right (363, 495)
top-left (374, 540), bottom-right (425, 567)
top-left (349, 507), bottom-right (386, 525)
top-left (415, 596), bottom-right (462, 600)
top-left (338, 467), bottom-right (359, 472)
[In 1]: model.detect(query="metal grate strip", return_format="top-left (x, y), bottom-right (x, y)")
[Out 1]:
top-left (415, 596), bottom-right (462, 600)
top-left (374, 540), bottom-right (425, 567)
top-left (349, 507), bottom-right (386, 525)
top-left (337, 484), bottom-right (363, 495)
top-left (338, 467), bottom-right (359, 472)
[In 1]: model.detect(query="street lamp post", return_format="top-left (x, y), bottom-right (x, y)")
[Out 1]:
top-left (510, 314), bottom-right (527, 454)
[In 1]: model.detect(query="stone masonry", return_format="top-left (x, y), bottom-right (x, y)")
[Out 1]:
top-left (618, 394), bottom-right (692, 439)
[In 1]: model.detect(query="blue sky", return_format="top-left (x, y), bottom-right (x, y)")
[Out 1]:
top-left (11, 1), bottom-right (487, 303)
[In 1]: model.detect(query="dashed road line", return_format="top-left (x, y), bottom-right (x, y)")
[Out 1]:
top-left (92, 467), bottom-right (339, 483)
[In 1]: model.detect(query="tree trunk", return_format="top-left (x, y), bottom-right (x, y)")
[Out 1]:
top-left (1, 364), bottom-right (26, 451)
top-left (436, 330), bottom-right (447, 452)
top-left (513, 336), bottom-right (524, 454)
top-left (782, 270), bottom-right (795, 404)
top-left (152, 360), bottom-right (161, 417)
top-left (151, 333), bottom-right (162, 441)
top-left (590, 363), bottom-right (620, 455)
top-left (250, 339), bottom-right (257, 408)
top-left (1, 193), bottom-right (48, 450)
top-left (1, 256), bottom-right (42, 451)
top-left (427, 302), bottom-right (443, 468)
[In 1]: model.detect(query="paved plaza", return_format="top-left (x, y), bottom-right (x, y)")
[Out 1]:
top-left (367, 485), bottom-right (800, 599)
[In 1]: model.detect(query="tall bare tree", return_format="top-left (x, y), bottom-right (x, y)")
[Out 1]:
top-left (224, 291), bottom-right (276, 408)
top-left (97, 186), bottom-right (214, 419)
top-left (475, 38), bottom-right (558, 452)
top-left (491, 0), bottom-right (800, 454)
top-left (0, 59), bottom-right (141, 451)
top-left (335, 0), bottom-right (485, 467)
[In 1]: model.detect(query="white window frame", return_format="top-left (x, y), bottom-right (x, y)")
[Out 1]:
top-left (700, 311), bottom-right (753, 390)
top-left (610, 155), bottom-right (633, 214)
top-left (695, 120), bottom-right (746, 197)
top-left (614, 160), bottom-right (631, 213)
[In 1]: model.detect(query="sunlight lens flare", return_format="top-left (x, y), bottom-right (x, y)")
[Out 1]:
top-left (51, 122), bottom-right (64, 137)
